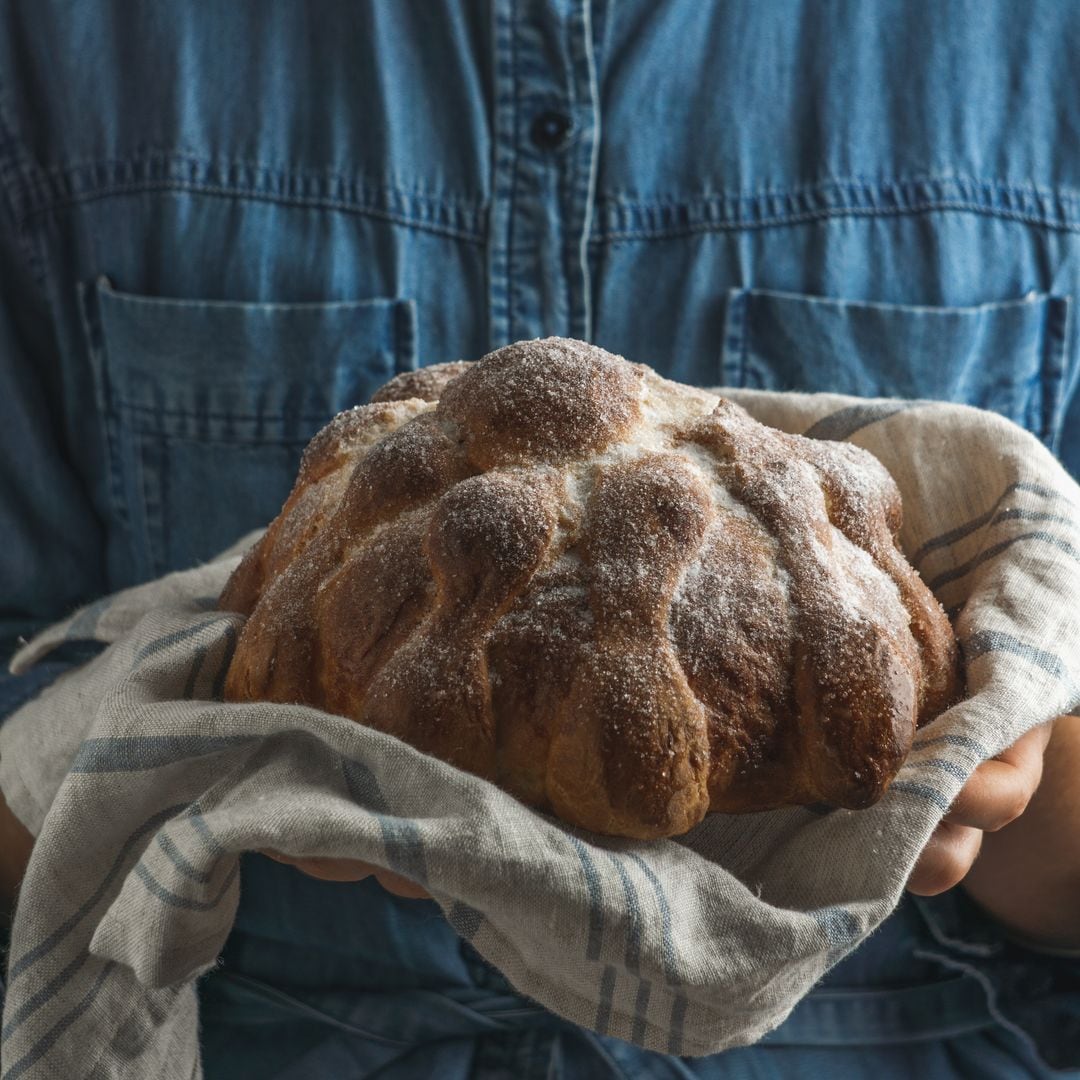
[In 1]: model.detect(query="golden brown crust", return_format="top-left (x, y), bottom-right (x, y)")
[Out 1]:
top-left (369, 360), bottom-right (474, 404)
top-left (437, 338), bottom-right (643, 469)
top-left (220, 337), bottom-right (960, 838)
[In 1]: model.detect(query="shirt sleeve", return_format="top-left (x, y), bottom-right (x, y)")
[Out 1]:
top-left (0, 144), bottom-right (108, 722)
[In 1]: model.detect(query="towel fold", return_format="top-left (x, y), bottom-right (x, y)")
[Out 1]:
top-left (3, 389), bottom-right (1079, 1079)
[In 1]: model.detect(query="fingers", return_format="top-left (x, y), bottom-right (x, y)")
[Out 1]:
top-left (907, 722), bottom-right (1054, 896)
top-left (959, 716), bottom-right (1080, 947)
top-left (261, 851), bottom-right (372, 881)
top-left (370, 868), bottom-right (433, 899)
top-left (906, 820), bottom-right (984, 896)
top-left (942, 721), bottom-right (1053, 832)
top-left (258, 850), bottom-right (431, 898)
top-left (0, 790), bottom-right (35, 914)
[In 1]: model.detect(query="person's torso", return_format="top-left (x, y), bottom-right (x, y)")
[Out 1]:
top-left (3, 0), bottom-right (1079, 588)
top-left (3, 5), bottom-right (1078, 1073)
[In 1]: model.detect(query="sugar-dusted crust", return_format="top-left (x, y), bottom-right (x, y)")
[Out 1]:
top-left (220, 338), bottom-right (959, 839)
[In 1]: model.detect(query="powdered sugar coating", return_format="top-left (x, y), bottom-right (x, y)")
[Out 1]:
top-left (221, 337), bottom-right (959, 839)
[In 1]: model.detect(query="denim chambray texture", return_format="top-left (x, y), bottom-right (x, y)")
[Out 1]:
top-left (1, 1), bottom-right (1079, 1077)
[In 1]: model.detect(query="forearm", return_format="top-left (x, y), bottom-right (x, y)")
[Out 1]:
top-left (960, 715), bottom-right (1080, 949)
top-left (0, 788), bottom-right (34, 918)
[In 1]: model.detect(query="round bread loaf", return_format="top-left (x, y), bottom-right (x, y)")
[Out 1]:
top-left (220, 337), bottom-right (959, 839)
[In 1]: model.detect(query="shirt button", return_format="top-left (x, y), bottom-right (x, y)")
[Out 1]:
top-left (530, 111), bottom-right (572, 150)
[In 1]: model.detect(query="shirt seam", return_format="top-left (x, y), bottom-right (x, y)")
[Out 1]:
top-left (592, 199), bottom-right (1080, 242)
top-left (110, 401), bottom-right (337, 424)
top-left (20, 147), bottom-right (486, 208)
top-left (592, 173), bottom-right (1080, 239)
top-left (508, 0), bottom-right (520, 343)
top-left (12, 153), bottom-right (488, 244)
top-left (602, 171), bottom-right (1080, 208)
top-left (0, 74), bottom-right (47, 285)
top-left (17, 153), bottom-right (1080, 245)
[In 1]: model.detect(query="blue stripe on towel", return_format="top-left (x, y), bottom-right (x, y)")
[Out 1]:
top-left (188, 804), bottom-right (228, 857)
top-left (567, 836), bottom-right (605, 962)
top-left (631, 978), bottom-right (652, 1046)
top-left (1, 952), bottom-right (90, 1042)
top-left (964, 629), bottom-right (1073, 685)
top-left (605, 854), bottom-right (643, 974)
top-left (131, 618), bottom-right (228, 667)
top-left (6, 804), bottom-right (189, 983)
top-left (912, 732), bottom-right (989, 756)
top-left (341, 759), bottom-right (428, 887)
top-left (70, 735), bottom-right (257, 773)
top-left (889, 781), bottom-right (953, 812)
top-left (133, 860), bottom-right (239, 911)
top-left (447, 901), bottom-right (485, 941)
top-left (594, 965), bottom-right (616, 1035)
top-left (624, 853), bottom-right (677, 985)
top-left (606, 852), bottom-right (655, 1044)
top-left (813, 905), bottom-right (862, 964)
top-left (3, 963), bottom-right (119, 1080)
top-left (802, 401), bottom-right (920, 441)
top-left (668, 994), bottom-right (688, 1056)
top-left (928, 530), bottom-right (1080, 592)
top-left (63, 596), bottom-right (113, 643)
top-left (156, 832), bottom-right (213, 884)
top-left (909, 758), bottom-right (970, 781)
top-left (180, 638), bottom-right (210, 699)
top-left (624, 852), bottom-right (689, 1058)
top-left (912, 480), bottom-right (1078, 564)
top-left (209, 623), bottom-right (239, 700)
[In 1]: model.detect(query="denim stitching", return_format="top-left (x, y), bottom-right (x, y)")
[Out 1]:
top-left (572, 0), bottom-right (601, 342)
top-left (592, 201), bottom-right (1080, 243)
top-left (114, 401), bottom-right (333, 423)
top-left (560, 3), bottom-right (578, 337)
top-left (597, 172), bottom-right (1080, 217)
top-left (720, 290), bottom-right (747, 388)
top-left (20, 179), bottom-right (485, 244)
top-left (1041, 296), bottom-right (1073, 451)
top-left (911, 948), bottom-right (1054, 1071)
top-left (20, 155), bottom-right (1080, 247)
top-left (595, 170), bottom-right (1080, 238)
top-left (116, 431), bottom-right (314, 449)
top-left (78, 280), bottom-right (143, 555)
top-left (26, 148), bottom-right (486, 208)
top-left (20, 148), bottom-right (488, 215)
top-left (739, 295), bottom-right (750, 389)
top-left (600, 172), bottom-right (1080, 209)
top-left (508, 0), bottom-right (519, 343)
top-left (141, 437), bottom-right (166, 579)
top-left (394, 299), bottom-right (417, 377)
top-left (0, 72), bottom-right (47, 281)
top-left (486, 0), bottom-right (517, 348)
top-left (96, 284), bottom-right (409, 311)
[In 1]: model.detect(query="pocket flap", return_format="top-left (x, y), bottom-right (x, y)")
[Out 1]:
top-left (84, 277), bottom-right (416, 441)
top-left (79, 277), bottom-right (417, 583)
top-left (722, 288), bottom-right (1072, 450)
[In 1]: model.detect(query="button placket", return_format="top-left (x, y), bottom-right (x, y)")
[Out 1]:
top-left (488, 0), bottom-right (601, 349)
top-left (530, 110), bottom-right (573, 150)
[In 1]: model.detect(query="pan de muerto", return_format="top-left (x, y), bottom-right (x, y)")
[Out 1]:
top-left (220, 338), bottom-right (959, 839)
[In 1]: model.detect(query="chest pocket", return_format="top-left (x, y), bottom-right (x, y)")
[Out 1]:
top-left (80, 277), bottom-right (417, 586)
top-left (721, 288), bottom-right (1073, 453)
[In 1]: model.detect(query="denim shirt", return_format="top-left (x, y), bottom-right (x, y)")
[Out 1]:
top-left (2, 2), bottom-right (1079, 1075)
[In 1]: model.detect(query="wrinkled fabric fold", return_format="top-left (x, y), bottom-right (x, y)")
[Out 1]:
top-left (2, 391), bottom-right (1080, 1078)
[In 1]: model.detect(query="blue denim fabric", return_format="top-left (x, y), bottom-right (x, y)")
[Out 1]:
top-left (190, 857), bottom-right (1079, 1078)
top-left (2, 1), bottom-right (1079, 1075)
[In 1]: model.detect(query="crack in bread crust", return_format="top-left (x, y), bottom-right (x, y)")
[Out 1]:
top-left (220, 337), bottom-right (960, 839)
